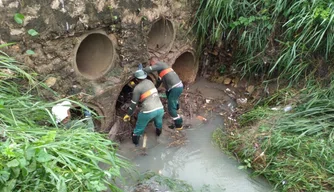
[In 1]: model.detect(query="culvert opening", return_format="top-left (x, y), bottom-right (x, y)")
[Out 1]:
top-left (75, 33), bottom-right (114, 79)
top-left (116, 74), bottom-right (157, 117)
top-left (70, 106), bottom-right (103, 130)
top-left (172, 52), bottom-right (197, 84)
top-left (114, 75), bottom-right (157, 141)
top-left (147, 18), bottom-right (174, 53)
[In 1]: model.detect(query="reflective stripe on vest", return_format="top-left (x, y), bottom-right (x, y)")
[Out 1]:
top-left (159, 68), bottom-right (174, 79)
top-left (140, 88), bottom-right (158, 102)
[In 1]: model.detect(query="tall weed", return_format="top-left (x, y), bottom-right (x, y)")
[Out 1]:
top-left (194, 0), bottom-right (334, 82)
top-left (0, 45), bottom-right (131, 191)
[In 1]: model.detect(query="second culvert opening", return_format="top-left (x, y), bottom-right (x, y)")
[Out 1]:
top-left (147, 18), bottom-right (175, 53)
top-left (69, 105), bottom-right (103, 131)
top-left (75, 33), bottom-right (114, 79)
top-left (172, 52), bottom-right (197, 84)
top-left (114, 74), bottom-right (157, 141)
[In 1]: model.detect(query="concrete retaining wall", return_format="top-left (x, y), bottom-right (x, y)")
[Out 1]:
top-left (0, 0), bottom-right (199, 132)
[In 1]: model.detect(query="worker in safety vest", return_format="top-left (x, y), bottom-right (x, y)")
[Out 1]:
top-left (123, 68), bottom-right (164, 146)
top-left (143, 57), bottom-right (183, 130)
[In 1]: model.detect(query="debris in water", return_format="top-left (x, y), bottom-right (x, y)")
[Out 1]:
top-left (236, 98), bottom-right (247, 105)
top-left (197, 115), bottom-right (207, 121)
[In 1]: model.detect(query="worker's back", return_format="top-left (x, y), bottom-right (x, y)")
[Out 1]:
top-left (144, 61), bottom-right (182, 91)
top-left (133, 79), bottom-right (163, 112)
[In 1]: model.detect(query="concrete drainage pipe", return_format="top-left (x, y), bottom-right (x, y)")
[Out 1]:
top-left (69, 103), bottom-right (105, 131)
top-left (172, 51), bottom-right (198, 84)
top-left (74, 32), bottom-right (115, 79)
top-left (147, 18), bottom-right (175, 54)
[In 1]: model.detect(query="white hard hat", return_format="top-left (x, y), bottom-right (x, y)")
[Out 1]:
top-left (51, 101), bottom-right (71, 123)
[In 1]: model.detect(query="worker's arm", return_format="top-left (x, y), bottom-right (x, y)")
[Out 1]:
top-left (143, 64), bottom-right (165, 73)
top-left (127, 87), bottom-right (140, 116)
top-left (155, 78), bottom-right (162, 88)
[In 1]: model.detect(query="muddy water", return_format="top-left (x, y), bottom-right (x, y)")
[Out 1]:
top-left (127, 116), bottom-right (272, 191)
top-left (118, 78), bottom-right (273, 191)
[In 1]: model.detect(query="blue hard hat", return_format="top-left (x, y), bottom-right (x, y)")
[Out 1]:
top-left (134, 69), bottom-right (147, 79)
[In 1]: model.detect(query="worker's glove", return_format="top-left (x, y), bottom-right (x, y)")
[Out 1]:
top-left (123, 114), bottom-right (131, 122)
top-left (84, 109), bottom-right (91, 117)
top-left (128, 81), bottom-right (135, 88)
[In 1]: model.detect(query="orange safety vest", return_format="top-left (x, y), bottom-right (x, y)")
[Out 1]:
top-left (159, 68), bottom-right (174, 79)
top-left (140, 88), bottom-right (157, 102)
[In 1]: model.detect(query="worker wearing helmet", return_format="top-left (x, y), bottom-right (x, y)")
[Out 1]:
top-left (123, 68), bottom-right (164, 146)
top-left (143, 57), bottom-right (183, 131)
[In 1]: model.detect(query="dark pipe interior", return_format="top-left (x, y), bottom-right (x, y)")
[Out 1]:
top-left (116, 75), bottom-right (156, 117)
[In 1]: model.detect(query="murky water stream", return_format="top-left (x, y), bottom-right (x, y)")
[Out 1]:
top-left (128, 116), bottom-right (272, 191)
top-left (117, 78), bottom-right (272, 191)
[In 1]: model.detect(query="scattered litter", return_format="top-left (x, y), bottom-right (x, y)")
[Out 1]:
top-left (271, 107), bottom-right (280, 111)
top-left (205, 99), bottom-right (211, 103)
top-left (254, 143), bottom-right (259, 148)
top-left (284, 105), bottom-right (292, 112)
top-left (196, 115), bottom-right (207, 121)
top-left (236, 98), bottom-right (247, 105)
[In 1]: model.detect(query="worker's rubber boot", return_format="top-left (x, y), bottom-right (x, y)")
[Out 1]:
top-left (168, 124), bottom-right (183, 131)
top-left (132, 134), bottom-right (140, 146)
top-left (176, 103), bottom-right (180, 110)
top-left (156, 128), bottom-right (162, 136)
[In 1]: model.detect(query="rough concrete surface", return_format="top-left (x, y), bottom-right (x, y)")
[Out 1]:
top-left (0, 0), bottom-right (199, 132)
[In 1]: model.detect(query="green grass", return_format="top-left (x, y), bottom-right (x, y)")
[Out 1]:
top-left (213, 86), bottom-right (334, 191)
top-left (195, 1), bottom-right (334, 191)
top-left (194, 0), bottom-right (334, 83)
top-left (0, 44), bottom-right (132, 191)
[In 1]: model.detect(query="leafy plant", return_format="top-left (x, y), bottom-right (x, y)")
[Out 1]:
top-left (27, 29), bottom-right (39, 37)
top-left (238, 159), bottom-right (252, 170)
top-left (14, 13), bottom-right (24, 25)
top-left (25, 50), bottom-right (35, 55)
